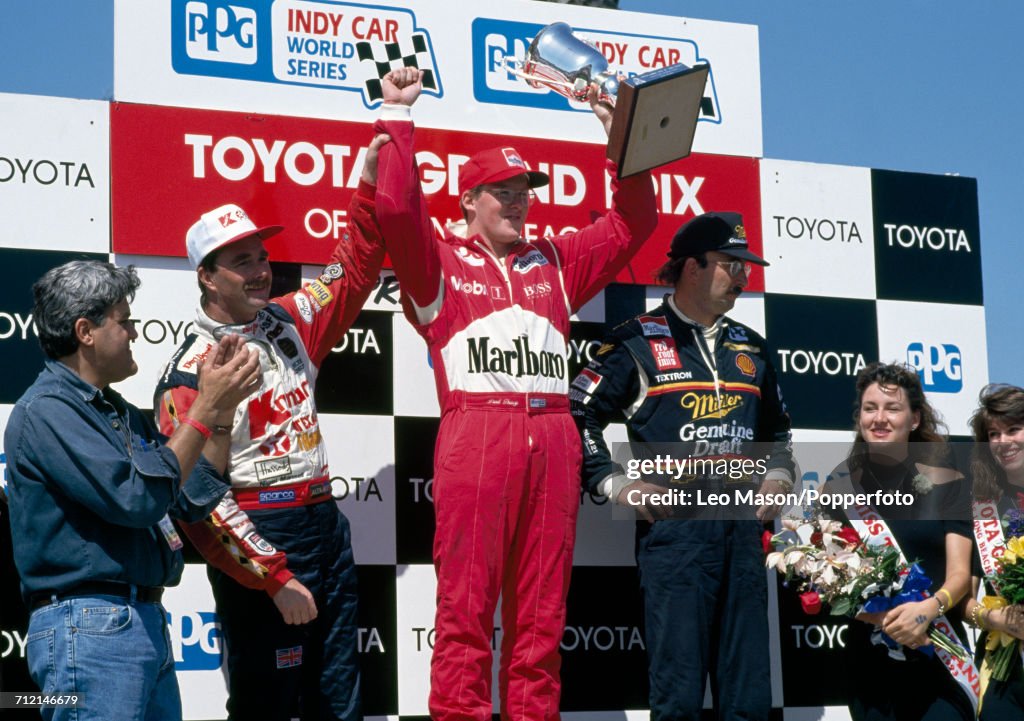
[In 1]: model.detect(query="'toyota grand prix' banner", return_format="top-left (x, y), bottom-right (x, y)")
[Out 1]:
top-left (110, 101), bottom-right (764, 289)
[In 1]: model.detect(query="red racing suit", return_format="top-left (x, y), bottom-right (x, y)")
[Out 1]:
top-left (154, 181), bottom-right (384, 720)
top-left (374, 106), bottom-right (657, 721)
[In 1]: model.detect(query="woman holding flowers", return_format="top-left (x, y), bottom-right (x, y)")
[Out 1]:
top-left (832, 362), bottom-right (974, 721)
top-left (966, 384), bottom-right (1024, 718)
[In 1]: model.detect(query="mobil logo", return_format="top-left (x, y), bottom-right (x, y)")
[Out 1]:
top-left (907, 342), bottom-right (962, 393)
top-left (183, 0), bottom-right (258, 64)
top-left (166, 610), bottom-right (222, 670)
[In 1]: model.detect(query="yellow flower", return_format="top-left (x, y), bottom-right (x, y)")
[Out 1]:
top-left (1005, 537), bottom-right (1024, 561)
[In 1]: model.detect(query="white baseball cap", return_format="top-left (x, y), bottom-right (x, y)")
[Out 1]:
top-left (186, 203), bottom-right (284, 270)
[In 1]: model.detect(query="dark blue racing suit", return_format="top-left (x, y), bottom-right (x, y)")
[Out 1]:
top-left (571, 295), bottom-right (792, 721)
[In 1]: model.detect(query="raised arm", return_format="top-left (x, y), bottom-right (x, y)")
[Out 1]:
top-left (372, 67), bottom-right (444, 323)
top-left (273, 139), bottom-right (388, 366)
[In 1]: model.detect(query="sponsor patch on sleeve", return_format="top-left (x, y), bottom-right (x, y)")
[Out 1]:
top-left (318, 263), bottom-right (344, 285)
top-left (306, 280), bottom-right (333, 307)
top-left (726, 325), bottom-right (750, 342)
top-left (571, 368), bottom-right (603, 395)
top-left (294, 293), bottom-right (314, 324)
top-left (243, 531), bottom-right (277, 556)
top-left (649, 339), bottom-right (682, 371)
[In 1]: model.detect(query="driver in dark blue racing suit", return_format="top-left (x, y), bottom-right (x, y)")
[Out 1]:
top-left (571, 212), bottom-right (794, 721)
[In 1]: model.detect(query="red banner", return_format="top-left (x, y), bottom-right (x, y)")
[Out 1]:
top-left (111, 102), bottom-right (762, 289)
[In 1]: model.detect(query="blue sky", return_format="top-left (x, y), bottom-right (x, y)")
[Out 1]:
top-left (624, 0), bottom-right (1024, 384)
top-left (1, 0), bottom-right (1020, 382)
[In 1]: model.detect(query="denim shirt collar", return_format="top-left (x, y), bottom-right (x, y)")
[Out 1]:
top-left (44, 358), bottom-right (103, 403)
top-left (44, 358), bottom-right (127, 413)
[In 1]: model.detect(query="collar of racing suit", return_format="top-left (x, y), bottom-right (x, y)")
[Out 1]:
top-left (194, 305), bottom-right (279, 370)
top-left (195, 304), bottom-right (262, 338)
top-left (665, 293), bottom-right (723, 349)
top-left (445, 219), bottom-right (533, 259)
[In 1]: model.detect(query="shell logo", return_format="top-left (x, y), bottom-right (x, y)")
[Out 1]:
top-left (735, 353), bottom-right (756, 378)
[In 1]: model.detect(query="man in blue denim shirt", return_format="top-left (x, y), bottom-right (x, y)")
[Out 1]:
top-left (4, 260), bottom-right (261, 721)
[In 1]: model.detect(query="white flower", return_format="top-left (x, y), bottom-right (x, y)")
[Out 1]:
top-left (796, 523), bottom-right (815, 545)
top-left (912, 473), bottom-right (933, 495)
top-left (835, 551), bottom-right (861, 569)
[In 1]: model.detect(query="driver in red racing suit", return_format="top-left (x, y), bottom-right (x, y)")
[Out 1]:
top-left (373, 67), bottom-right (658, 720)
top-left (153, 138), bottom-right (387, 721)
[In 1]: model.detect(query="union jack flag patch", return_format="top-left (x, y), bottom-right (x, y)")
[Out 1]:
top-left (276, 645), bottom-right (303, 669)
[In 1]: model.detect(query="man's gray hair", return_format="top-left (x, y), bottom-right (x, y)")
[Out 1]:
top-left (33, 260), bottom-right (141, 359)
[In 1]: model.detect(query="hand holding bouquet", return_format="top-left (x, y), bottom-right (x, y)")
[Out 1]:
top-left (981, 534), bottom-right (1024, 680)
top-left (765, 515), bottom-right (967, 661)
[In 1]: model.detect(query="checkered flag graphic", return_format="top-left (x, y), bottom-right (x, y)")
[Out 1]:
top-left (357, 32), bottom-right (438, 102)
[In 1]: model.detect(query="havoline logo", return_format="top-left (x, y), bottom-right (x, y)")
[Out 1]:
top-left (467, 336), bottom-right (566, 379)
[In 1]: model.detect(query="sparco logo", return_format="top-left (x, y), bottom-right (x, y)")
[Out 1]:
top-left (467, 336), bottom-right (565, 379)
top-left (907, 342), bottom-right (962, 393)
top-left (772, 216), bottom-right (861, 243)
top-left (884, 223), bottom-right (971, 252)
top-left (777, 349), bottom-right (866, 376)
top-left (0, 157), bottom-right (95, 187)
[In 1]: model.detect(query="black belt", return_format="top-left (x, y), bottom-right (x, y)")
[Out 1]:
top-left (31, 582), bottom-right (164, 610)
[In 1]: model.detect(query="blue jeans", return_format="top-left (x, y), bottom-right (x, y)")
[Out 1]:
top-left (25, 593), bottom-right (181, 721)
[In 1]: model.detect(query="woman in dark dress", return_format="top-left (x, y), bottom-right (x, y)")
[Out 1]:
top-left (965, 384), bottom-right (1024, 719)
top-left (830, 363), bottom-right (974, 721)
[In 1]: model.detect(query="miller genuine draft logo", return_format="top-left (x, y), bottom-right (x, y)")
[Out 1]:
top-left (680, 391), bottom-right (744, 422)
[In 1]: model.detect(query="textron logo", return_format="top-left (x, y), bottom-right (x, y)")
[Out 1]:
top-left (166, 611), bottom-right (223, 670)
top-left (907, 342), bottom-right (963, 393)
top-left (185, 1), bottom-right (257, 64)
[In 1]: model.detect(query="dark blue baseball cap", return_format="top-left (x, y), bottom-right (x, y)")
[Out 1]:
top-left (667, 212), bottom-right (768, 266)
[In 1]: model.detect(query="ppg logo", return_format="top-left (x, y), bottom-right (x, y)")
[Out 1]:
top-left (185, 1), bottom-right (257, 65)
top-left (166, 611), bottom-right (223, 671)
top-left (472, 19), bottom-right (572, 111)
top-left (483, 33), bottom-right (542, 95)
top-left (907, 342), bottom-right (963, 393)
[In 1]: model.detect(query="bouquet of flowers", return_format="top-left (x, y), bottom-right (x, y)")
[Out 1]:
top-left (764, 515), bottom-right (967, 660)
top-left (980, 512), bottom-right (1024, 681)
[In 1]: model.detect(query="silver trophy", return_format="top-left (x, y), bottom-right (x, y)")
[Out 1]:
top-left (505, 22), bottom-right (710, 178)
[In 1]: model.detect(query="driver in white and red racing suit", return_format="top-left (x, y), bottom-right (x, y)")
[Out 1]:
top-left (372, 67), bottom-right (657, 720)
top-left (154, 141), bottom-right (386, 721)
